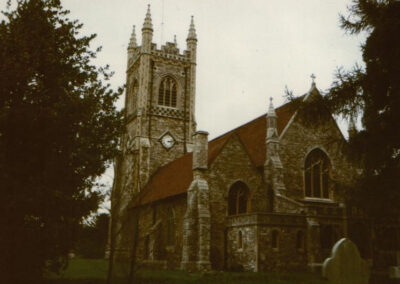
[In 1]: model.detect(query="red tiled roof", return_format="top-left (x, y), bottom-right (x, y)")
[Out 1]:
top-left (134, 99), bottom-right (299, 206)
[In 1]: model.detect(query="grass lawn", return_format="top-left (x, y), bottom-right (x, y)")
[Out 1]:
top-left (45, 258), bottom-right (329, 284)
top-left (45, 258), bottom-right (108, 284)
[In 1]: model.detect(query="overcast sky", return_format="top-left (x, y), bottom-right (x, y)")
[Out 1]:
top-left (0, 0), bottom-right (365, 137)
top-left (55, 0), bottom-right (364, 139)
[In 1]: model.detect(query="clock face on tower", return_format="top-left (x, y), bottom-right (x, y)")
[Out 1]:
top-left (160, 133), bottom-right (176, 150)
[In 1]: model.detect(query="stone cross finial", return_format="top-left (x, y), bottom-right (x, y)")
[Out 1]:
top-left (311, 73), bottom-right (316, 83)
top-left (323, 238), bottom-right (370, 284)
top-left (310, 73), bottom-right (317, 88)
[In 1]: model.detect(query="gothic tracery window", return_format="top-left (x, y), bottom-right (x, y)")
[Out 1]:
top-left (304, 148), bottom-right (330, 198)
top-left (158, 77), bottom-right (177, 107)
top-left (228, 181), bottom-right (250, 215)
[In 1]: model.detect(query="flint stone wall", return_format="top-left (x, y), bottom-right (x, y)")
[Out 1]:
top-left (227, 213), bottom-right (307, 271)
top-left (279, 111), bottom-right (355, 203)
top-left (206, 135), bottom-right (264, 270)
top-left (136, 196), bottom-right (186, 269)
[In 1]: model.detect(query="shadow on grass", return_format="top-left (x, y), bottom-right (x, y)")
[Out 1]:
top-left (45, 281), bottom-right (106, 284)
top-left (46, 259), bottom-right (331, 284)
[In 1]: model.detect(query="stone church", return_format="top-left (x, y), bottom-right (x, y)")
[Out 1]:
top-left (110, 6), bottom-right (368, 275)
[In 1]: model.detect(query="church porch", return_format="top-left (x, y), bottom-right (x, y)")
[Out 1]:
top-left (225, 212), bottom-right (308, 272)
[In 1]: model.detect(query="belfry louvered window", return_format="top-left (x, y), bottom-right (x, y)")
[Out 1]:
top-left (158, 77), bottom-right (177, 107)
top-left (304, 149), bottom-right (330, 198)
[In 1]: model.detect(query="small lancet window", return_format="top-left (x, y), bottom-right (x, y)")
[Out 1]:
top-left (166, 207), bottom-right (175, 246)
top-left (158, 77), bottom-right (177, 107)
top-left (320, 225), bottom-right (337, 250)
top-left (127, 80), bottom-right (138, 113)
top-left (144, 235), bottom-right (150, 259)
top-left (296, 230), bottom-right (305, 250)
top-left (272, 230), bottom-right (279, 249)
top-left (238, 230), bottom-right (243, 249)
top-left (304, 148), bottom-right (330, 198)
top-left (228, 181), bottom-right (250, 215)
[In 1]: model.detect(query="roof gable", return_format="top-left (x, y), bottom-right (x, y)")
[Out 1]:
top-left (279, 86), bottom-right (346, 142)
top-left (134, 99), bottom-right (299, 206)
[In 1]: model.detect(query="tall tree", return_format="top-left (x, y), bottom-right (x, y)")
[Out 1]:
top-left (326, 0), bottom-right (400, 219)
top-left (311, 0), bottom-right (400, 265)
top-left (0, 0), bottom-right (123, 283)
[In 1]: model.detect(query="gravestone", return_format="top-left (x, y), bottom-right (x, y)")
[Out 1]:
top-left (389, 251), bottom-right (400, 279)
top-left (322, 238), bottom-right (370, 284)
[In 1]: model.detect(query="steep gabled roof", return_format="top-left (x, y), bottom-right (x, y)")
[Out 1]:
top-left (134, 98), bottom-right (300, 206)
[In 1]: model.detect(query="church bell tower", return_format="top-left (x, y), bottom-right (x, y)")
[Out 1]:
top-left (123, 5), bottom-right (198, 195)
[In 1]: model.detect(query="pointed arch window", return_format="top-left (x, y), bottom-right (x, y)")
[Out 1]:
top-left (238, 230), bottom-right (243, 249)
top-left (228, 181), bottom-right (250, 215)
top-left (127, 79), bottom-right (138, 113)
top-left (304, 149), bottom-right (330, 198)
top-left (132, 80), bottom-right (138, 104)
top-left (158, 77), bottom-right (177, 107)
top-left (272, 230), bottom-right (280, 249)
top-left (320, 225), bottom-right (338, 250)
top-left (296, 230), bottom-right (305, 250)
top-left (166, 207), bottom-right (175, 246)
top-left (144, 235), bottom-right (150, 259)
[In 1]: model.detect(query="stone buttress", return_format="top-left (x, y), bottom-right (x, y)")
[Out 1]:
top-left (181, 131), bottom-right (211, 271)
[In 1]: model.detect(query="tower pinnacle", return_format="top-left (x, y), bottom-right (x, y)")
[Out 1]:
top-left (267, 97), bottom-right (278, 140)
top-left (128, 25), bottom-right (137, 48)
top-left (141, 4), bottom-right (153, 52)
top-left (142, 4), bottom-right (153, 31)
top-left (268, 97), bottom-right (277, 117)
top-left (187, 15), bottom-right (197, 41)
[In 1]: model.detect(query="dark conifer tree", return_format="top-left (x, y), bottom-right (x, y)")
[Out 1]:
top-left (326, 0), bottom-right (400, 220)
top-left (0, 0), bottom-right (123, 282)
